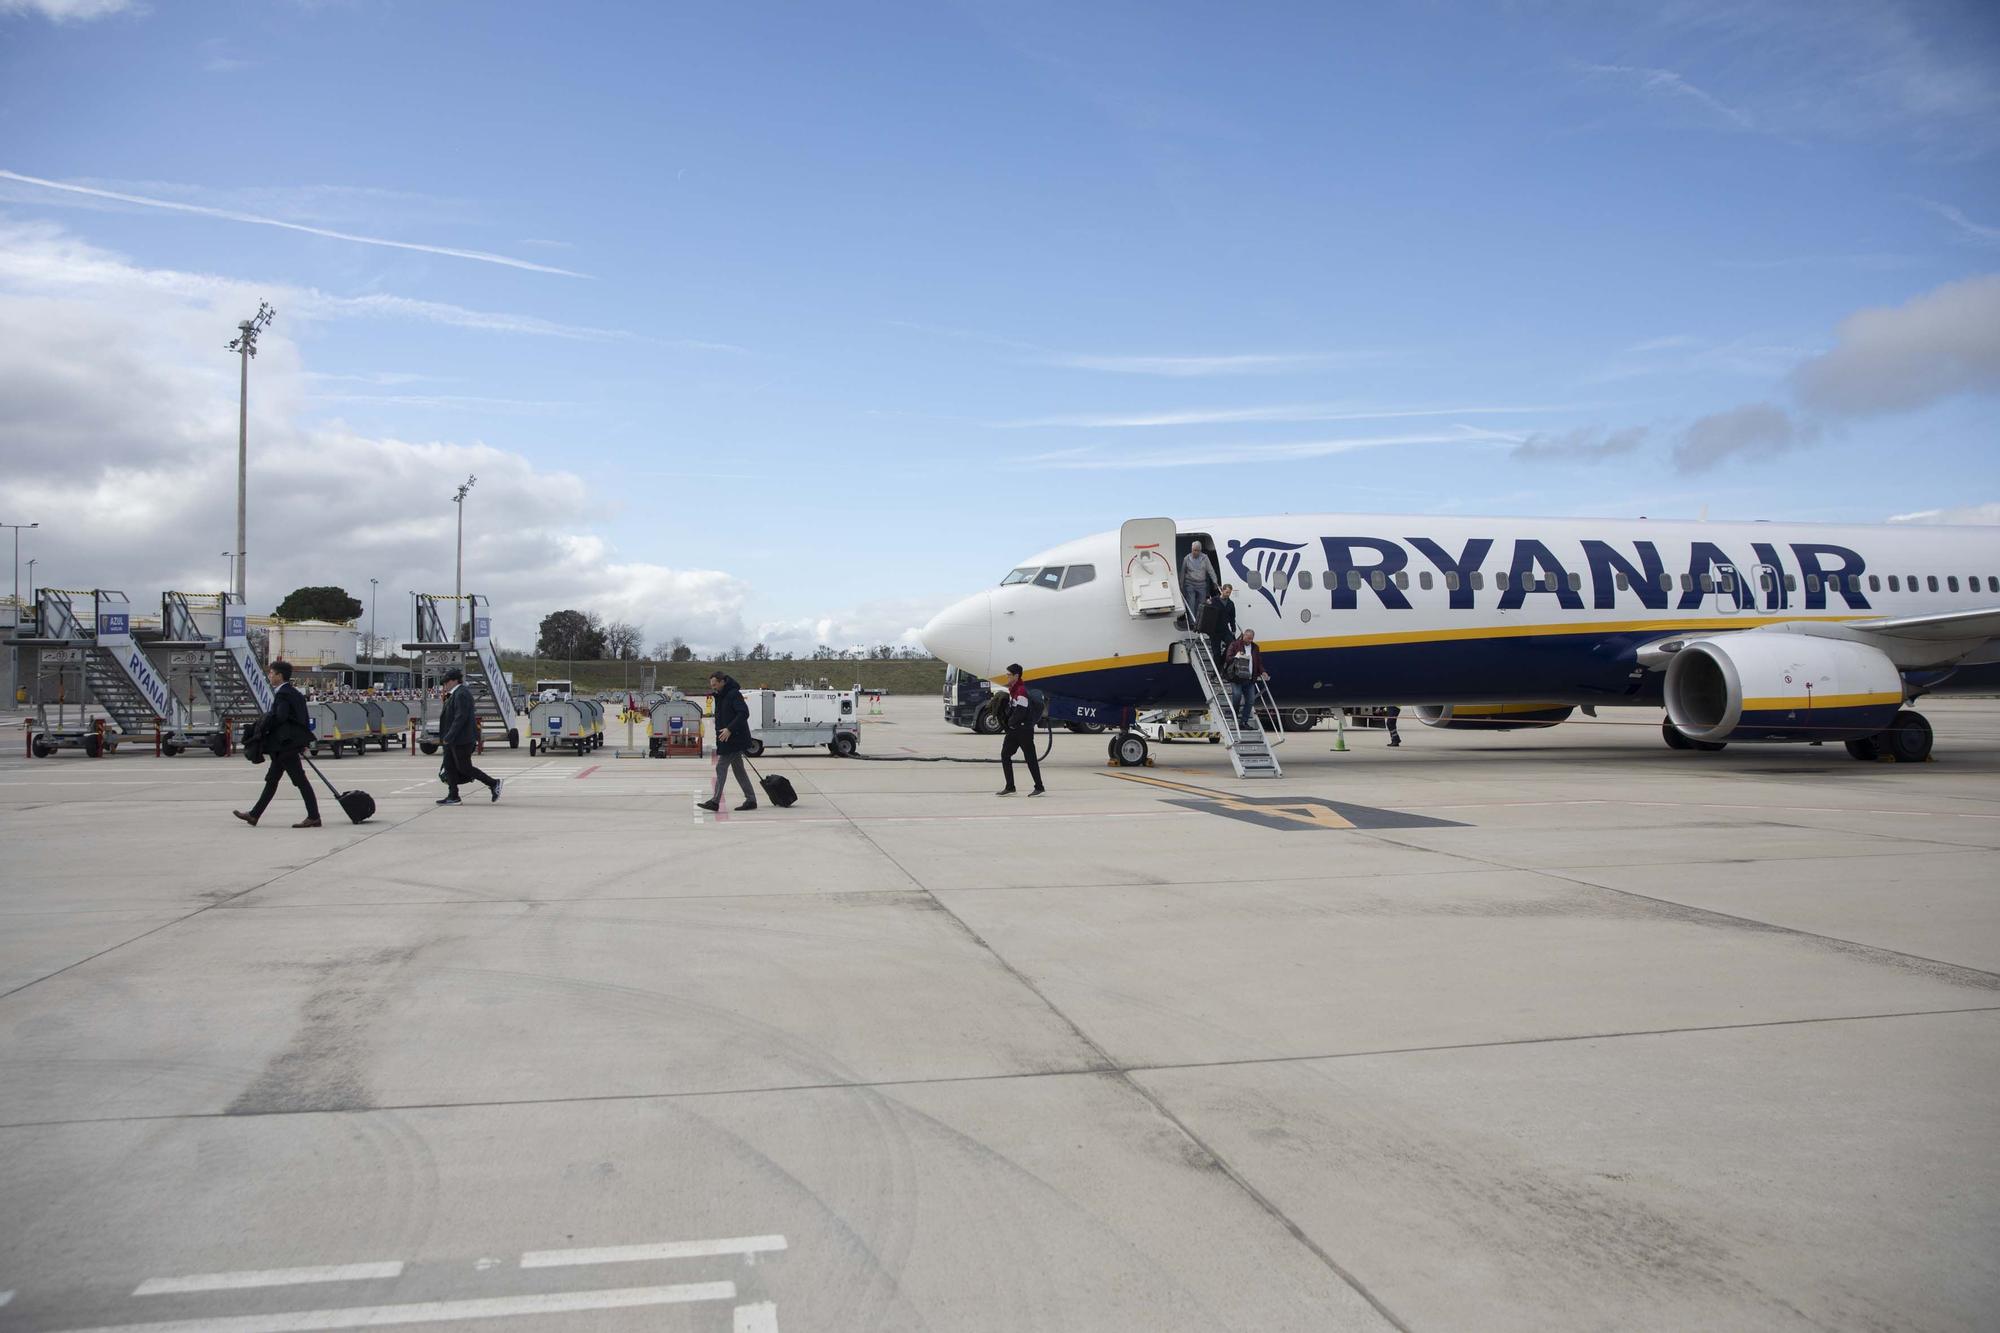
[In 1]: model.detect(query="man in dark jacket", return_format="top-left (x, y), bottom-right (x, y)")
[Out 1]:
top-left (1198, 584), bottom-right (1238, 666)
top-left (1221, 629), bottom-right (1268, 728)
top-left (699, 671), bottom-right (757, 812)
top-left (234, 659), bottom-right (320, 827)
top-left (437, 666), bottom-right (501, 806)
top-left (996, 663), bottom-right (1045, 797)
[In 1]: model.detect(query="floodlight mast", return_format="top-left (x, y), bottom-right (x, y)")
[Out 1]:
top-left (226, 302), bottom-right (275, 602)
top-left (452, 475), bottom-right (477, 622)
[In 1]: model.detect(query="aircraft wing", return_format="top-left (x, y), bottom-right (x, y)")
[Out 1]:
top-left (1756, 605), bottom-right (2000, 668)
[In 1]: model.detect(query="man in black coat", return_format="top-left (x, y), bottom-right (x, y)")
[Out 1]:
top-left (234, 659), bottom-right (321, 828)
top-left (996, 663), bottom-right (1045, 797)
top-left (1198, 584), bottom-right (1238, 666)
top-left (699, 671), bottom-right (757, 812)
top-left (437, 666), bottom-right (501, 806)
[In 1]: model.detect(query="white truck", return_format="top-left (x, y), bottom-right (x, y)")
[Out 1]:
top-left (738, 687), bottom-right (861, 757)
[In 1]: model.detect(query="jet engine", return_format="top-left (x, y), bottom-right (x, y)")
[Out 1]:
top-left (1414, 703), bottom-right (1575, 730)
top-left (1664, 634), bottom-right (1903, 744)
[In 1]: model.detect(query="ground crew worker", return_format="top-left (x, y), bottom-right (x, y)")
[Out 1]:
top-left (700, 670), bottom-right (757, 812)
top-left (233, 659), bottom-right (320, 828)
top-left (996, 663), bottom-right (1045, 797)
top-left (1181, 541), bottom-right (1221, 621)
top-left (437, 666), bottom-right (502, 805)
top-left (1385, 705), bottom-right (1402, 748)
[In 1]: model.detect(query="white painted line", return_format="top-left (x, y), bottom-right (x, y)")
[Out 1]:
top-left (134, 1262), bottom-right (404, 1296)
top-left (736, 1301), bottom-right (781, 1333)
top-left (521, 1234), bottom-right (787, 1268)
top-left (50, 1281), bottom-right (735, 1333)
top-left (0, 1289), bottom-right (12, 1307)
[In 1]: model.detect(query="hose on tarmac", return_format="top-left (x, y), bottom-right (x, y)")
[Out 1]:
top-left (843, 721), bottom-right (1057, 764)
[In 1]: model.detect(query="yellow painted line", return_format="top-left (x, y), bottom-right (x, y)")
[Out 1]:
top-left (1102, 770), bottom-right (1357, 829)
top-left (1741, 691), bottom-right (1902, 710)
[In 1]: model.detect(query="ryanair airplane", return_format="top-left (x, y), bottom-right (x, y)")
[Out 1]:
top-left (921, 515), bottom-right (2000, 768)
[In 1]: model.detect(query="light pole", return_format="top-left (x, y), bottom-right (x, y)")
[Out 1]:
top-left (221, 551), bottom-right (234, 590)
top-left (25, 557), bottom-right (37, 599)
top-left (451, 475), bottom-right (477, 621)
top-left (4, 521), bottom-right (38, 612)
top-left (226, 302), bottom-right (275, 602)
top-left (368, 577), bottom-right (379, 686)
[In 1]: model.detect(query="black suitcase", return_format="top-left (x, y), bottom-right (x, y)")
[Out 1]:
top-left (304, 755), bottom-right (376, 824)
top-left (748, 760), bottom-right (797, 808)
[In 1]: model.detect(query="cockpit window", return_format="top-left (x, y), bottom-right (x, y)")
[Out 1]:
top-left (1000, 567), bottom-right (1036, 586)
top-left (1033, 567), bottom-right (1065, 590)
top-left (1061, 564), bottom-right (1096, 589)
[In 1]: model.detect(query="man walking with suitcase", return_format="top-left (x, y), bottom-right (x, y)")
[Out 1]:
top-left (437, 667), bottom-right (501, 806)
top-left (234, 659), bottom-right (321, 828)
top-left (700, 670), bottom-right (757, 812)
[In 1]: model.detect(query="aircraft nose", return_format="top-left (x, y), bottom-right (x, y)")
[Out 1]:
top-left (922, 591), bottom-right (994, 676)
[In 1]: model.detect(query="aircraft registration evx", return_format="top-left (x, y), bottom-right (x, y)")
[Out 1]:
top-left (921, 514), bottom-right (2000, 768)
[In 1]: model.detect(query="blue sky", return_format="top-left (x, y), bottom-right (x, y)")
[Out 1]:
top-left (2, 0), bottom-right (1997, 651)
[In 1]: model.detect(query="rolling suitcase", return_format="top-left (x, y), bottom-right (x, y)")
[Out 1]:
top-left (304, 754), bottom-right (376, 824)
top-left (747, 759), bottom-right (797, 808)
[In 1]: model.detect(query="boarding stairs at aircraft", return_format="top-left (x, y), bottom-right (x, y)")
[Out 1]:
top-left (1181, 631), bottom-right (1283, 779)
top-left (35, 589), bottom-right (193, 740)
top-left (405, 592), bottom-right (521, 748)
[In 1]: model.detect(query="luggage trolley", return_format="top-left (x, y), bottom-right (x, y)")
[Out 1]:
top-left (647, 698), bottom-right (706, 757)
top-left (307, 701), bottom-right (372, 757)
top-left (528, 698), bottom-right (594, 755)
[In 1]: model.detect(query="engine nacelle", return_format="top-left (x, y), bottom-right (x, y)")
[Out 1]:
top-left (1665, 634), bottom-right (1903, 743)
top-left (1415, 703), bottom-right (1575, 730)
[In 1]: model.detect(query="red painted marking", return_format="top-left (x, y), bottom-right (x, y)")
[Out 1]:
top-left (574, 765), bottom-right (599, 779)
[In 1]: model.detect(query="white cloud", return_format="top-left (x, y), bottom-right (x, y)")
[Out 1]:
top-left (996, 403), bottom-right (1571, 429)
top-left (750, 596), bottom-right (942, 658)
top-left (1673, 402), bottom-right (1808, 472)
top-left (1913, 198), bottom-right (2000, 245)
top-left (0, 223), bottom-right (766, 651)
top-left (1887, 502), bottom-right (2000, 525)
top-left (1577, 63), bottom-right (1756, 130)
top-left (1790, 272), bottom-right (2000, 416)
top-left (1512, 425), bottom-right (1648, 463)
top-left (0, 0), bottom-right (132, 18)
top-left (1027, 426), bottom-right (1519, 470)
top-left (0, 170), bottom-right (588, 277)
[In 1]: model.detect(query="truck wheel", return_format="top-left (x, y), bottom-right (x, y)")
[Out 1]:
top-left (83, 735), bottom-right (103, 758)
top-left (831, 733), bottom-right (857, 757)
top-left (508, 727), bottom-right (520, 749)
top-left (974, 711), bottom-right (1003, 735)
top-left (746, 739), bottom-right (765, 758)
top-left (163, 742), bottom-right (185, 757)
top-left (529, 739), bottom-right (539, 755)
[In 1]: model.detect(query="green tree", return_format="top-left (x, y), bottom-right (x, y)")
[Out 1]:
top-left (536, 609), bottom-right (606, 660)
top-left (273, 585), bottom-right (364, 623)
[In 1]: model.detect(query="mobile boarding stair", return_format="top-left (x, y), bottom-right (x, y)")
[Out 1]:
top-left (404, 592), bottom-right (520, 752)
top-left (12, 589), bottom-right (197, 757)
top-left (153, 591), bottom-right (273, 754)
top-left (1181, 632), bottom-right (1284, 778)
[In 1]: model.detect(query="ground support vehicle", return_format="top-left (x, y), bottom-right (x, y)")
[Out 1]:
top-left (307, 701), bottom-right (373, 757)
top-left (647, 699), bottom-right (706, 757)
top-left (528, 699), bottom-right (596, 755)
top-left (740, 688), bottom-right (862, 758)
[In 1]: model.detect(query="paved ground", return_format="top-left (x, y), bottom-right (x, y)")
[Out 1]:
top-left (1, 698), bottom-right (1997, 1331)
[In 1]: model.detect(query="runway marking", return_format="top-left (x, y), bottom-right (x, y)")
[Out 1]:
top-left (1105, 771), bottom-right (1466, 831)
top-left (574, 765), bottom-right (599, 779)
top-left (48, 1282), bottom-right (736, 1333)
top-left (736, 1301), bottom-right (781, 1332)
top-left (521, 1233), bottom-right (786, 1267)
top-left (134, 1263), bottom-right (404, 1296)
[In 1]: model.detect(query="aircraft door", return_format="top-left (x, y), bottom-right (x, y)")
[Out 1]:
top-left (1750, 561), bottom-right (1784, 612)
top-left (1711, 563), bottom-right (1744, 616)
top-left (1120, 518), bottom-right (1179, 619)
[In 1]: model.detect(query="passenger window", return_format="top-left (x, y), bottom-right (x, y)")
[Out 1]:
top-left (1888, 575), bottom-right (1900, 591)
top-left (1868, 575), bottom-right (1880, 592)
top-left (1680, 574), bottom-right (1692, 592)
top-left (1444, 572), bottom-right (1459, 591)
top-left (1419, 571), bottom-right (1433, 591)
top-left (1370, 570), bottom-right (1386, 591)
top-left (1246, 570), bottom-right (1264, 590)
top-left (1907, 574), bottom-right (1917, 590)
top-left (1471, 571), bottom-right (1485, 590)
top-left (1660, 573), bottom-right (1674, 592)
top-left (1346, 570), bottom-right (1362, 591)
top-left (1395, 571), bottom-right (1409, 590)
top-left (1033, 567), bottom-right (1064, 590)
top-left (1495, 571), bottom-right (1510, 590)
top-left (1615, 572), bottom-right (1629, 591)
top-left (1990, 577), bottom-right (1999, 593)
top-left (1274, 569), bottom-right (1290, 591)
top-left (1061, 564), bottom-right (1096, 589)
top-left (1001, 567), bottom-right (1035, 586)
top-left (1806, 575), bottom-right (1820, 593)
top-left (1759, 572), bottom-right (1773, 593)
top-left (1699, 575), bottom-right (1714, 593)
top-left (1297, 571), bottom-right (1313, 590)
top-left (1948, 576), bottom-right (1960, 592)
top-left (1928, 575), bottom-right (1939, 592)
top-left (1785, 574), bottom-right (1796, 592)
top-left (1567, 572), bottom-right (1582, 591)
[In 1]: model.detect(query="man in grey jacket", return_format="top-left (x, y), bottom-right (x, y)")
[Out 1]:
top-left (437, 667), bottom-right (501, 806)
top-left (1181, 540), bottom-right (1221, 621)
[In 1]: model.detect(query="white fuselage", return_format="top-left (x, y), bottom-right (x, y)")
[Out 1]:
top-left (921, 515), bottom-right (2000, 710)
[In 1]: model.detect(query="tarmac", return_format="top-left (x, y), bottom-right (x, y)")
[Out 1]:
top-left (1, 697), bottom-right (1997, 1332)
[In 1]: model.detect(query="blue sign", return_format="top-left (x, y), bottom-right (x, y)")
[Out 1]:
top-left (475, 617), bottom-right (490, 638)
top-left (226, 616), bottom-right (247, 638)
top-left (548, 716), bottom-right (563, 731)
top-left (102, 613), bottom-right (130, 636)
top-left (669, 716), bottom-right (683, 731)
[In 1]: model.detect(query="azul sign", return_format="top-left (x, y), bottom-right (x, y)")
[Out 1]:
top-left (1231, 535), bottom-right (1874, 615)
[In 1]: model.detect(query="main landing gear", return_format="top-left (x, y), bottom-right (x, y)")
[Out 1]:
top-left (1844, 710), bottom-right (1933, 763)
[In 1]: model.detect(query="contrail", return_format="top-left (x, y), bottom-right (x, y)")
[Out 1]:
top-left (0, 169), bottom-right (589, 278)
